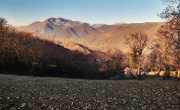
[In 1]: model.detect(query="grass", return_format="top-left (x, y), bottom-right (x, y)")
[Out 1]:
top-left (0, 74), bottom-right (179, 110)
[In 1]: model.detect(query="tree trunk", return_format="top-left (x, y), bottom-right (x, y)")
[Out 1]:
top-left (166, 65), bottom-right (170, 79)
top-left (151, 68), bottom-right (153, 72)
top-left (138, 62), bottom-right (141, 80)
top-left (163, 66), bottom-right (166, 80)
top-left (157, 68), bottom-right (161, 76)
top-left (178, 68), bottom-right (180, 79)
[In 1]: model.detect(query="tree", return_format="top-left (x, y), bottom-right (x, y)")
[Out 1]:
top-left (129, 52), bottom-right (136, 69)
top-left (0, 17), bottom-right (8, 29)
top-left (159, 0), bottom-right (180, 78)
top-left (156, 24), bottom-right (174, 79)
top-left (0, 17), bottom-right (9, 37)
top-left (125, 31), bottom-right (149, 80)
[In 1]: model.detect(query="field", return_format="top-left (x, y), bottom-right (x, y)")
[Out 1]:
top-left (0, 74), bottom-right (179, 110)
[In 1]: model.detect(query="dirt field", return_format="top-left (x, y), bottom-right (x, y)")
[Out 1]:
top-left (0, 74), bottom-right (179, 110)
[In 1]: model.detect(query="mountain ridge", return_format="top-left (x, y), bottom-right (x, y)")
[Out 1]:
top-left (17, 17), bottom-right (162, 52)
top-left (18, 17), bottom-right (98, 41)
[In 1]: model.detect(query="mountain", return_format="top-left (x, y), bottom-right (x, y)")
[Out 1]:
top-left (18, 17), bottom-right (98, 42)
top-left (96, 24), bottom-right (118, 33)
top-left (53, 23), bottom-right (99, 41)
top-left (91, 23), bottom-right (105, 28)
top-left (76, 22), bottom-right (162, 52)
top-left (18, 17), bottom-right (162, 52)
top-left (18, 17), bottom-right (81, 33)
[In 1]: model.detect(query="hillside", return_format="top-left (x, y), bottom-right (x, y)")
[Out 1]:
top-left (77, 22), bottom-right (162, 52)
top-left (0, 25), bottom-right (104, 79)
top-left (54, 23), bottom-right (99, 41)
top-left (18, 18), bottom-right (162, 52)
top-left (18, 18), bottom-right (98, 42)
top-left (18, 17), bottom-right (82, 34)
top-left (0, 74), bottom-right (179, 109)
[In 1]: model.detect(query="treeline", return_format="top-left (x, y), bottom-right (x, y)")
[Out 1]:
top-left (0, 18), bottom-right (126, 79)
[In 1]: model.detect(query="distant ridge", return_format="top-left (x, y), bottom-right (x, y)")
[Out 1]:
top-left (77, 22), bottom-right (162, 52)
top-left (17, 17), bottom-right (162, 52)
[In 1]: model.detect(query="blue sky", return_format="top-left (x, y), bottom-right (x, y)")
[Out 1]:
top-left (0, 0), bottom-right (166, 26)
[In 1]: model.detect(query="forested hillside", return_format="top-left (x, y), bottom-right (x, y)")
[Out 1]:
top-left (0, 18), bottom-right (126, 79)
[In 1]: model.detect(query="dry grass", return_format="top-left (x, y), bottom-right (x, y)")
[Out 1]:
top-left (0, 74), bottom-right (179, 110)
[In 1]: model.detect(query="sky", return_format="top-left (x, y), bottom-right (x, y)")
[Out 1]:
top-left (0, 0), bottom-right (166, 26)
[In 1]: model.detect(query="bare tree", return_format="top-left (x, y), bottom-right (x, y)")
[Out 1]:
top-left (156, 23), bottom-right (174, 79)
top-left (0, 17), bottom-right (9, 37)
top-left (125, 31), bottom-right (149, 80)
top-left (159, 0), bottom-right (180, 78)
top-left (0, 17), bottom-right (7, 29)
top-left (129, 52), bottom-right (136, 68)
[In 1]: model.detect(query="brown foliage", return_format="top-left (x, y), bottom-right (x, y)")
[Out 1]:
top-left (0, 17), bottom-right (126, 79)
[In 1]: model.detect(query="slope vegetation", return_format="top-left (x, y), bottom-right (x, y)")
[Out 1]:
top-left (0, 26), bottom-right (102, 79)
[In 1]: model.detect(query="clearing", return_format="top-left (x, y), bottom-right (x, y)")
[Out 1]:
top-left (0, 74), bottom-right (179, 109)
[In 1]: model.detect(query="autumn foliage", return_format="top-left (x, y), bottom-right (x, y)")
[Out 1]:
top-left (0, 18), bottom-right (126, 79)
